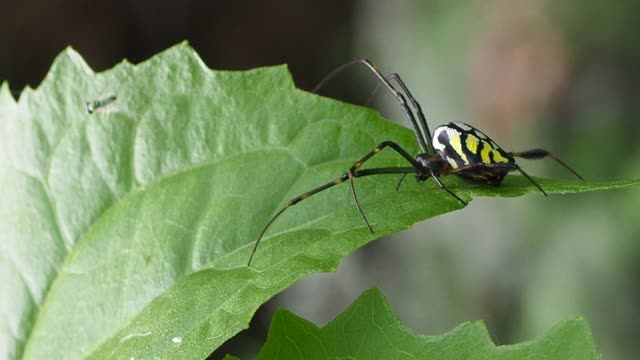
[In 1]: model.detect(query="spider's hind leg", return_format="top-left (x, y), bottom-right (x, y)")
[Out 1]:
top-left (510, 149), bottom-right (583, 180)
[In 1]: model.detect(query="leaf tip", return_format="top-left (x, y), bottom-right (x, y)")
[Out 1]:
top-left (272, 307), bottom-right (290, 319)
top-left (0, 81), bottom-right (22, 105)
top-left (59, 46), bottom-right (92, 69)
top-left (32, 46), bottom-right (95, 94)
top-left (547, 316), bottom-right (596, 338)
top-left (0, 81), bottom-right (12, 97)
top-left (361, 286), bottom-right (385, 299)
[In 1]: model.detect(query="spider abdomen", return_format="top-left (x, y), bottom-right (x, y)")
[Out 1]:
top-left (432, 122), bottom-right (515, 185)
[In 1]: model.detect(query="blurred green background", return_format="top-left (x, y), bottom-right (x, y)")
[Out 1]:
top-left (2, 1), bottom-right (638, 359)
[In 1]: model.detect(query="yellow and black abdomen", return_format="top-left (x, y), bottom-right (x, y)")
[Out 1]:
top-left (432, 122), bottom-right (515, 186)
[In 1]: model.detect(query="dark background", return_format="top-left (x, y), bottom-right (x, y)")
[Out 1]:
top-left (2, 1), bottom-right (639, 359)
top-left (1, 1), bottom-right (359, 98)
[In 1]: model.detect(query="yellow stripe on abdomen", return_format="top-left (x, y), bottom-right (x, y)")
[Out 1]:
top-left (465, 135), bottom-right (479, 154)
top-left (480, 141), bottom-right (492, 163)
top-left (449, 133), bottom-right (469, 166)
top-left (492, 149), bottom-right (509, 163)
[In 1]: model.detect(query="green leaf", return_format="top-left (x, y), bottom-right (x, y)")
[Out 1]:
top-left (255, 287), bottom-right (600, 360)
top-left (0, 43), bottom-right (635, 359)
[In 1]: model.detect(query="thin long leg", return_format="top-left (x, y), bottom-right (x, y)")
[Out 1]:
top-left (355, 167), bottom-right (417, 176)
top-left (378, 163), bottom-right (468, 205)
top-left (348, 170), bottom-right (373, 233)
top-left (381, 73), bottom-right (434, 154)
top-left (429, 172), bottom-right (468, 205)
top-left (313, 59), bottom-right (431, 154)
top-left (510, 149), bottom-right (583, 180)
top-left (365, 80), bottom-right (385, 106)
top-left (247, 166), bottom-right (418, 266)
top-left (449, 162), bottom-right (547, 196)
top-left (515, 166), bottom-right (547, 196)
top-left (366, 73), bottom-right (435, 155)
top-left (249, 141), bottom-right (419, 265)
top-left (395, 174), bottom-right (409, 191)
top-left (342, 141), bottom-right (421, 237)
top-left (350, 140), bottom-right (421, 172)
top-left (248, 174), bottom-right (349, 266)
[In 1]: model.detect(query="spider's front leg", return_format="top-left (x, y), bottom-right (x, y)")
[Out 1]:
top-left (247, 141), bottom-right (420, 266)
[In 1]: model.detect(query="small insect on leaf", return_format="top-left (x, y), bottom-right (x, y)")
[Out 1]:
top-left (85, 80), bottom-right (124, 116)
top-left (86, 95), bottom-right (117, 114)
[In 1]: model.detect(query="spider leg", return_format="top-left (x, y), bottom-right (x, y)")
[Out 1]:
top-left (350, 140), bottom-right (421, 171)
top-left (383, 73), bottom-right (433, 153)
top-left (313, 59), bottom-right (431, 154)
top-left (365, 73), bottom-right (434, 154)
top-left (510, 149), bottom-right (583, 180)
top-left (365, 80), bottom-right (385, 106)
top-left (247, 157), bottom-right (419, 266)
top-left (248, 167), bottom-right (416, 266)
top-left (354, 167), bottom-right (417, 176)
top-left (248, 174), bottom-right (347, 266)
top-left (515, 165), bottom-right (547, 196)
top-left (344, 141), bottom-right (429, 232)
top-left (395, 173), bottom-right (409, 191)
top-left (429, 172), bottom-right (468, 205)
top-left (344, 139), bottom-right (425, 230)
top-left (348, 170), bottom-right (372, 233)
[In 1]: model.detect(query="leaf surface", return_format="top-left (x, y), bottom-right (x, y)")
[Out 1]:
top-left (255, 288), bottom-right (599, 360)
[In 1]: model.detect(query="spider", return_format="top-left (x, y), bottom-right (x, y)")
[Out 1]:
top-left (247, 59), bottom-right (583, 266)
